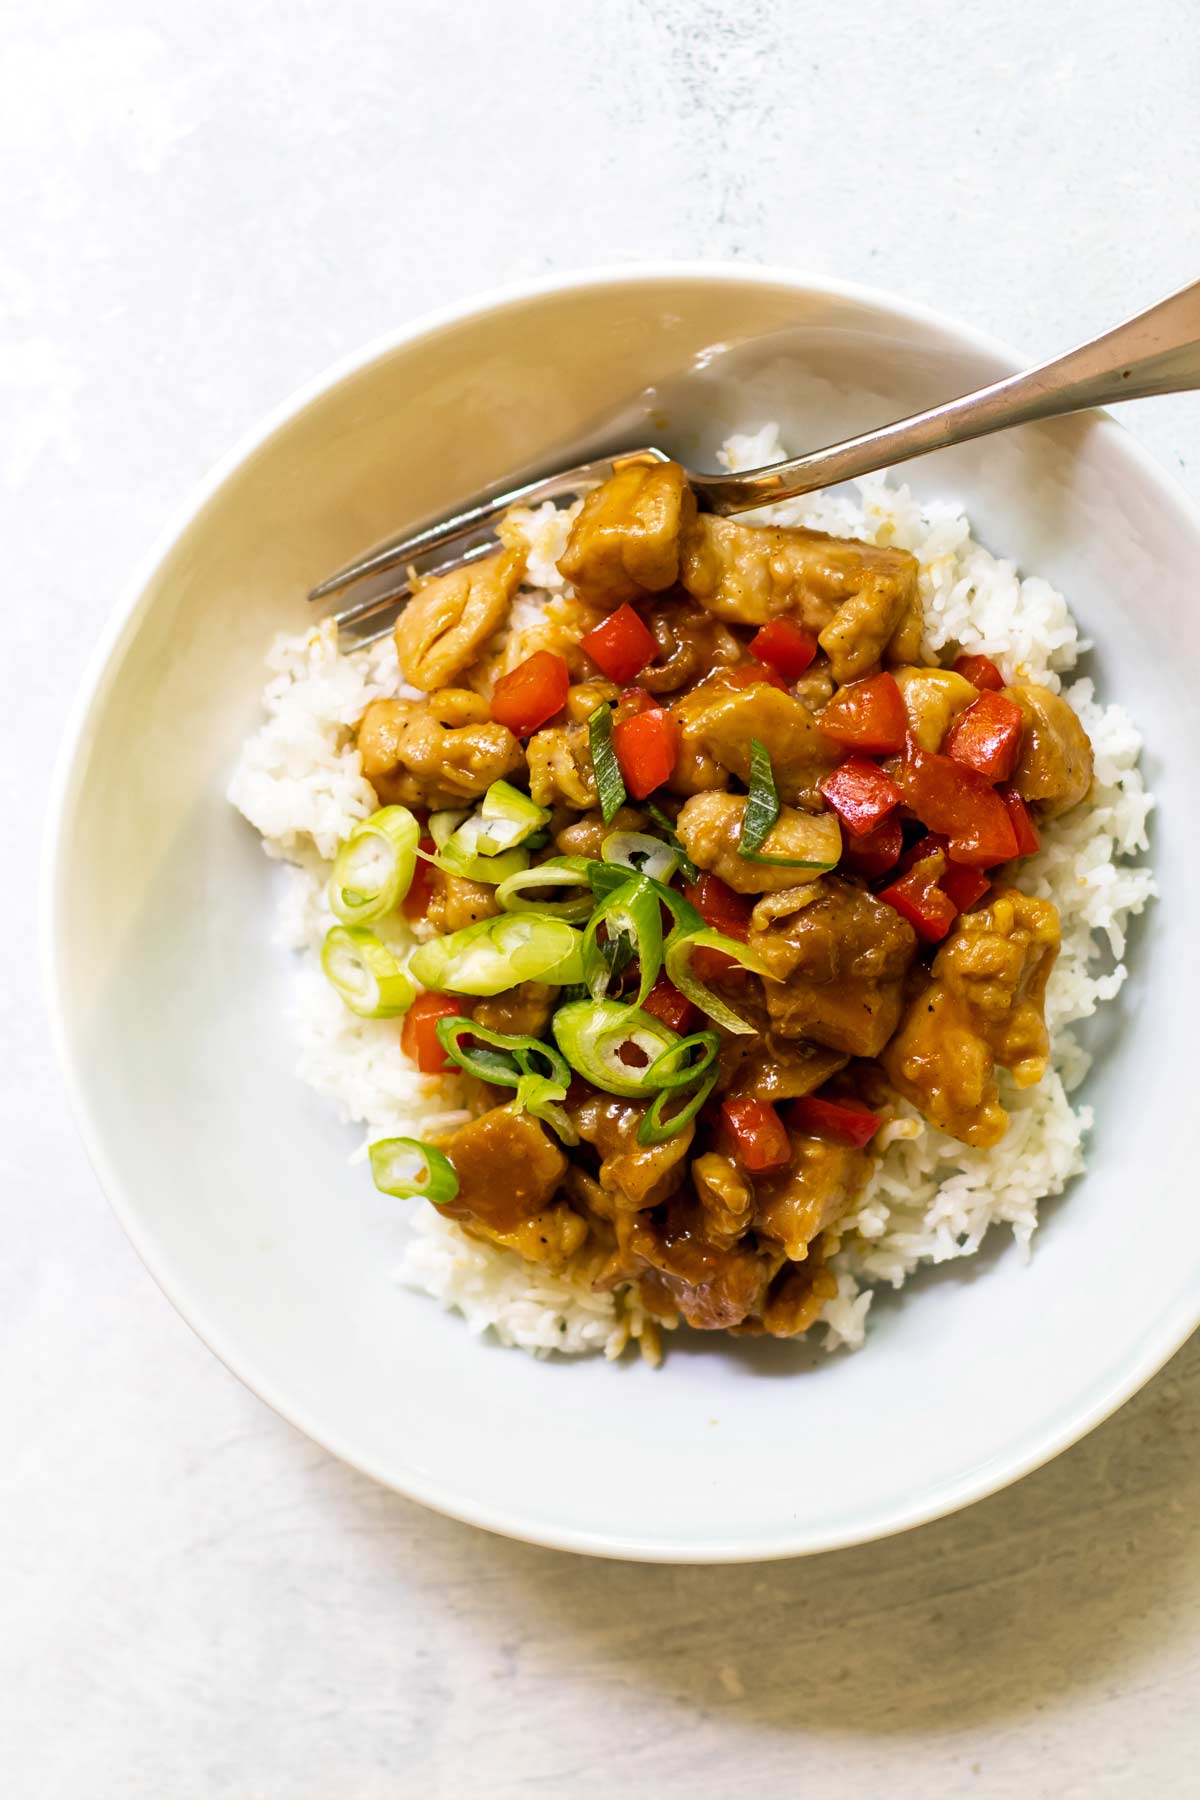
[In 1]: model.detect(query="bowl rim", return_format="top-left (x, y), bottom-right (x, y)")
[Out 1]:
top-left (41, 258), bottom-right (1200, 1562)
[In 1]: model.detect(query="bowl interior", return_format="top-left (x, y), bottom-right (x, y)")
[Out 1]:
top-left (49, 269), bottom-right (1200, 1559)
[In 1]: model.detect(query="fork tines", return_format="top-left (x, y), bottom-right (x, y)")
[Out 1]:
top-left (307, 449), bottom-right (667, 652)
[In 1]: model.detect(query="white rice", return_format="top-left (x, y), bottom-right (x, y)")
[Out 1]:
top-left (229, 424), bottom-right (1155, 1358)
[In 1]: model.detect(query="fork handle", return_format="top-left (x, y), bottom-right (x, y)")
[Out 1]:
top-left (695, 276), bottom-right (1200, 514)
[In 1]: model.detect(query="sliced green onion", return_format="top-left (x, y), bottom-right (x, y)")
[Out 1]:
top-left (663, 927), bottom-right (773, 1036)
top-left (476, 780), bottom-right (551, 853)
top-left (552, 998), bottom-right (680, 1098)
top-left (739, 739), bottom-right (839, 868)
top-left (494, 856), bottom-right (596, 922)
top-left (321, 926), bottom-right (416, 1018)
top-left (645, 802), bottom-right (699, 882)
top-left (329, 805), bottom-right (420, 926)
top-left (409, 915), bottom-right (584, 996)
top-left (582, 874), bottom-right (663, 1007)
top-left (602, 829), bottom-right (680, 884)
top-left (587, 858), bottom-right (634, 906)
top-left (588, 703), bottom-right (627, 825)
top-left (637, 1065), bottom-right (720, 1145)
top-left (369, 1136), bottom-right (459, 1204)
top-left (432, 1017), bottom-right (578, 1144)
top-left (631, 1030), bottom-right (721, 1144)
top-left (512, 1072), bottom-right (579, 1146)
top-left (429, 809), bottom-right (468, 849)
top-left (436, 838), bottom-right (530, 886)
top-left (643, 1029), bottom-right (720, 1090)
top-left (435, 1015), bottom-right (570, 1090)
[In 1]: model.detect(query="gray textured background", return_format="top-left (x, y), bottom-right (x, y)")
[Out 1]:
top-left (5, 2), bottom-right (1199, 1794)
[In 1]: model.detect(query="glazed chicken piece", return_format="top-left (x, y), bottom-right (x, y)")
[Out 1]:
top-left (393, 546), bottom-right (525, 690)
top-left (472, 981), bottom-right (556, 1039)
top-left (566, 1088), bottom-right (695, 1210)
top-left (639, 595), bottom-right (743, 696)
top-left (553, 804), bottom-right (646, 859)
top-left (562, 678), bottom-right (620, 722)
top-left (558, 460), bottom-right (697, 607)
top-left (1004, 683), bottom-right (1094, 817)
top-left (717, 1029), bottom-right (848, 1105)
top-left (750, 1239), bottom-right (842, 1338)
top-left (357, 689), bottom-right (523, 809)
top-left (690, 1152), bottom-right (755, 1251)
top-left (626, 1200), bottom-right (777, 1331)
top-left (526, 719), bottom-right (597, 809)
top-left (891, 665), bottom-right (978, 751)
top-left (753, 1131), bottom-right (871, 1261)
top-left (679, 514), bottom-right (923, 681)
top-left (668, 677), bottom-right (842, 803)
top-left (676, 791), bottom-right (842, 895)
top-left (748, 878), bottom-right (918, 1057)
top-left (438, 1106), bottom-right (583, 1266)
top-left (424, 869), bottom-right (501, 934)
top-left (882, 888), bottom-right (1060, 1148)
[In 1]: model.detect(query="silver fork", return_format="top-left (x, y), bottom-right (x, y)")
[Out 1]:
top-left (312, 276), bottom-right (1200, 650)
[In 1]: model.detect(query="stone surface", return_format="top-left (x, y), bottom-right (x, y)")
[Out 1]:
top-left (3, 2), bottom-right (1199, 1794)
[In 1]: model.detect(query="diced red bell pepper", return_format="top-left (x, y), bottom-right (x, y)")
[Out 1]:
top-left (721, 1098), bottom-right (792, 1174)
top-left (1000, 787), bottom-right (1040, 857)
top-left (898, 744), bottom-right (1019, 867)
top-left (683, 872), bottom-right (752, 942)
top-left (819, 757), bottom-right (903, 839)
top-left (818, 672), bottom-right (908, 755)
top-left (939, 863), bottom-right (990, 912)
top-left (640, 972), bottom-right (697, 1034)
top-left (748, 618), bottom-right (818, 680)
top-left (953, 652), bottom-right (1005, 692)
top-left (942, 690), bottom-right (1025, 784)
top-left (401, 992), bottom-right (465, 1074)
top-left (612, 705), bottom-right (680, 799)
top-left (789, 1093), bottom-right (881, 1149)
top-left (723, 660), bottom-right (789, 693)
top-left (840, 813), bottom-right (904, 880)
top-left (581, 604), bottom-right (658, 684)
top-left (879, 861), bottom-right (958, 943)
top-left (402, 837), bottom-right (438, 921)
top-left (490, 650), bottom-right (570, 737)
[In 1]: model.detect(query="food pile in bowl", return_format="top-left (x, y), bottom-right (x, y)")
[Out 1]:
top-left (231, 424), bottom-right (1153, 1363)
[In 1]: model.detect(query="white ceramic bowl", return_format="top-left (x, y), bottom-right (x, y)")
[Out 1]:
top-left (45, 265), bottom-right (1200, 1562)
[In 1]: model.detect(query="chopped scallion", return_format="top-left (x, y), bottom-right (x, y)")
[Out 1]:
top-left (321, 925), bottom-right (416, 1018)
top-left (582, 874), bottom-right (664, 1007)
top-left (493, 856), bottom-right (596, 922)
top-left (369, 1137), bottom-right (459, 1204)
top-left (739, 738), bottom-right (840, 868)
top-left (409, 914), bottom-right (583, 996)
top-left (329, 805), bottom-right (420, 926)
top-left (551, 998), bottom-right (680, 1098)
top-left (601, 829), bottom-right (680, 885)
top-left (587, 703), bottom-right (627, 825)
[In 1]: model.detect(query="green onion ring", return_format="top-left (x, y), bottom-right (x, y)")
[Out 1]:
top-left (636, 1065), bottom-right (720, 1146)
top-left (329, 805), bottom-right (420, 925)
top-left (494, 856), bottom-right (596, 921)
top-left (552, 997), bottom-right (680, 1098)
top-left (321, 925), bottom-right (416, 1018)
top-left (409, 914), bottom-right (584, 996)
top-left (581, 874), bottom-right (663, 1007)
top-left (601, 829), bottom-right (680, 884)
top-left (369, 1137), bottom-right (459, 1204)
